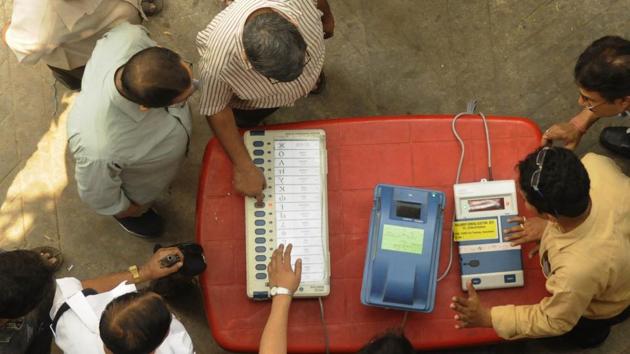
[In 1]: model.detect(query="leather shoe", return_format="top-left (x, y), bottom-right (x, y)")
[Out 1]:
top-left (114, 208), bottom-right (163, 239)
top-left (600, 127), bottom-right (630, 157)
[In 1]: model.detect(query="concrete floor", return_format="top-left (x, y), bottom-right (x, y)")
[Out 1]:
top-left (1, 0), bottom-right (630, 353)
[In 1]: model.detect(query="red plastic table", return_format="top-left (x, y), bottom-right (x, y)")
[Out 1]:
top-left (196, 115), bottom-right (548, 352)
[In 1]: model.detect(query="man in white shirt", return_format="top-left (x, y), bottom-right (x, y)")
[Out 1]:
top-left (2, 0), bottom-right (153, 90)
top-left (50, 247), bottom-right (195, 353)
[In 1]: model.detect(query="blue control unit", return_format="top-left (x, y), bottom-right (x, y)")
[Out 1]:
top-left (361, 184), bottom-right (445, 312)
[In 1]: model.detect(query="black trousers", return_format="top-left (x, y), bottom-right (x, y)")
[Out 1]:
top-left (48, 65), bottom-right (85, 91)
top-left (233, 107), bottom-right (279, 129)
top-left (563, 305), bottom-right (630, 348)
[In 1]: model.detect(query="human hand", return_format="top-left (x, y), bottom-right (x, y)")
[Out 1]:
top-left (140, 247), bottom-right (184, 282)
top-left (503, 216), bottom-right (548, 248)
top-left (268, 244), bottom-right (302, 294)
top-left (540, 122), bottom-right (583, 150)
top-left (233, 163), bottom-right (266, 202)
top-left (450, 281), bottom-right (492, 329)
top-left (323, 13), bottom-right (335, 39)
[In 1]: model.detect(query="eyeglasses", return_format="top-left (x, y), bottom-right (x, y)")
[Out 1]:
top-left (579, 93), bottom-right (606, 112)
top-left (530, 147), bottom-right (550, 197)
top-left (267, 51), bottom-right (311, 85)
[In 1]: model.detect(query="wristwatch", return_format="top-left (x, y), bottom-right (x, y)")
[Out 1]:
top-left (270, 286), bottom-right (292, 297)
top-left (128, 265), bottom-right (141, 283)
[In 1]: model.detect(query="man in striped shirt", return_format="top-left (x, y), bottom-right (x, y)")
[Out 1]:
top-left (196, 0), bottom-right (334, 200)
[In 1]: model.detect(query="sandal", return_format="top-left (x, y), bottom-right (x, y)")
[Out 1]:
top-left (141, 0), bottom-right (163, 17)
top-left (31, 246), bottom-right (64, 273)
top-left (309, 71), bottom-right (326, 95)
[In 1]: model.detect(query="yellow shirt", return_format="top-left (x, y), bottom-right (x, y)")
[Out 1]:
top-left (491, 153), bottom-right (630, 339)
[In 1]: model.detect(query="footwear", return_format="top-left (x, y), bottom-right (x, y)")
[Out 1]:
top-left (309, 72), bottom-right (326, 95)
top-left (114, 209), bottom-right (164, 239)
top-left (600, 127), bottom-right (630, 157)
top-left (31, 246), bottom-right (64, 272)
top-left (141, 0), bottom-right (163, 16)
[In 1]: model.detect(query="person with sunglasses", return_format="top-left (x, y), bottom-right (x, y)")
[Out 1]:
top-left (542, 36), bottom-right (630, 154)
top-left (67, 22), bottom-right (198, 238)
top-left (450, 147), bottom-right (630, 348)
top-left (196, 0), bottom-right (334, 203)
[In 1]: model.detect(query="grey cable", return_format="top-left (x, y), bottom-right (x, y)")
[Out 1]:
top-left (318, 297), bottom-right (330, 354)
top-left (436, 101), bottom-right (492, 282)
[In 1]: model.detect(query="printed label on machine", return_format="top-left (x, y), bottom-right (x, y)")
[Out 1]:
top-left (453, 219), bottom-right (498, 242)
top-left (274, 140), bottom-right (326, 283)
top-left (381, 224), bottom-right (424, 255)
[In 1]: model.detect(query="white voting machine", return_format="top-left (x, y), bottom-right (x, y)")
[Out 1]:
top-left (244, 129), bottom-right (330, 299)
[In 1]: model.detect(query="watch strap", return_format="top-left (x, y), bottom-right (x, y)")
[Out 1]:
top-left (271, 286), bottom-right (292, 296)
top-left (128, 265), bottom-right (141, 283)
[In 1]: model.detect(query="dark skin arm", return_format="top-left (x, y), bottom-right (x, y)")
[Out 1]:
top-left (206, 106), bottom-right (266, 201)
top-left (450, 280), bottom-right (493, 329)
top-left (80, 247), bottom-right (184, 293)
top-left (316, 0), bottom-right (335, 39)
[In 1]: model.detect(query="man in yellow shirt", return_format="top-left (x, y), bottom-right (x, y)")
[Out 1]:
top-left (450, 147), bottom-right (630, 348)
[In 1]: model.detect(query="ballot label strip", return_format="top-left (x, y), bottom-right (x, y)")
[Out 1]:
top-left (244, 129), bottom-right (330, 299)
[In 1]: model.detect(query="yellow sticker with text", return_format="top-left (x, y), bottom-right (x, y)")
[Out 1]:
top-left (453, 219), bottom-right (498, 242)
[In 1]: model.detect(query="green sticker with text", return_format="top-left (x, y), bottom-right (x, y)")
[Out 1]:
top-left (381, 224), bottom-right (424, 255)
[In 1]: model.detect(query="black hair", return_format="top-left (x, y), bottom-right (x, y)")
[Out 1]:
top-left (518, 147), bottom-right (590, 217)
top-left (574, 35), bottom-right (630, 102)
top-left (357, 331), bottom-right (414, 354)
top-left (0, 250), bottom-right (54, 319)
top-left (99, 291), bottom-right (172, 354)
top-left (121, 47), bottom-right (191, 108)
top-left (243, 12), bottom-right (307, 82)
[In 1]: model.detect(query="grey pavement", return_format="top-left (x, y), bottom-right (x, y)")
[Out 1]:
top-left (1, 0), bottom-right (630, 353)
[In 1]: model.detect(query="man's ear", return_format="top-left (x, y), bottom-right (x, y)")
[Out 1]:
top-left (139, 105), bottom-right (150, 112)
top-left (540, 212), bottom-right (558, 224)
top-left (621, 96), bottom-right (630, 111)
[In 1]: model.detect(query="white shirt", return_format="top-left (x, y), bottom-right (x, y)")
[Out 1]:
top-left (50, 278), bottom-right (195, 354)
top-left (6, 0), bottom-right (144, 70)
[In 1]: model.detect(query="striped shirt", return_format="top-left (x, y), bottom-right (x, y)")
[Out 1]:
top-left (196, 0), bottom-right (325, 116)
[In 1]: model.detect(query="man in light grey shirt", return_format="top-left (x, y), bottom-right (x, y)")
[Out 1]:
top-left (67, 22), bottom-right (196, 238)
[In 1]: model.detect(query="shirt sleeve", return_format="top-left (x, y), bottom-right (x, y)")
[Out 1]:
top-left (162, 316), bottom-right (195, 353)
top-left (73, 156), bottom-right (131, 215)
top-left (198, 64), bottom-right (233, 117)
top-left (5, 4), bottom-right (53, 65)
top-left (50, 277), bottom-right (83, 320)
top-left (490, 266), bottom-right (599, 339)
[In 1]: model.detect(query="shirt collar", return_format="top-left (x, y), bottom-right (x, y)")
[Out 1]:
top-left (235, 1), bottom-right (303, 70)
top-left (543, 200), bottom-right (598, 250)
top-left (52, 0), bottom-right (103, 30)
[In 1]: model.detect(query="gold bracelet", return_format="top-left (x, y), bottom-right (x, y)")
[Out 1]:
top-left (128, 265), bottom-right (141, 283)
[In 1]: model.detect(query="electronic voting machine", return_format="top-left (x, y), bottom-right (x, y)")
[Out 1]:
top-left (454, 180), bottom-right (524, 290)
top-left (361, 184), bottom-right (445, 312)
top-left (244, 129), bottom-right (330, 299)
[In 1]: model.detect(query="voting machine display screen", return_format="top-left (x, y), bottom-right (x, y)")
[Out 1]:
top-left (244, 129), bottom-right (330, 299)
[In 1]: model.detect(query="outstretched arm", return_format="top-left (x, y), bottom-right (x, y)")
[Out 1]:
top-left (317, 0), bottom-right (335, 39)
top-left (206, 107), bottom-right (266, 201)
top-left (80, 247), bottom-right (184, 293)
top-left (259, 244), bottom-right (302, 354)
